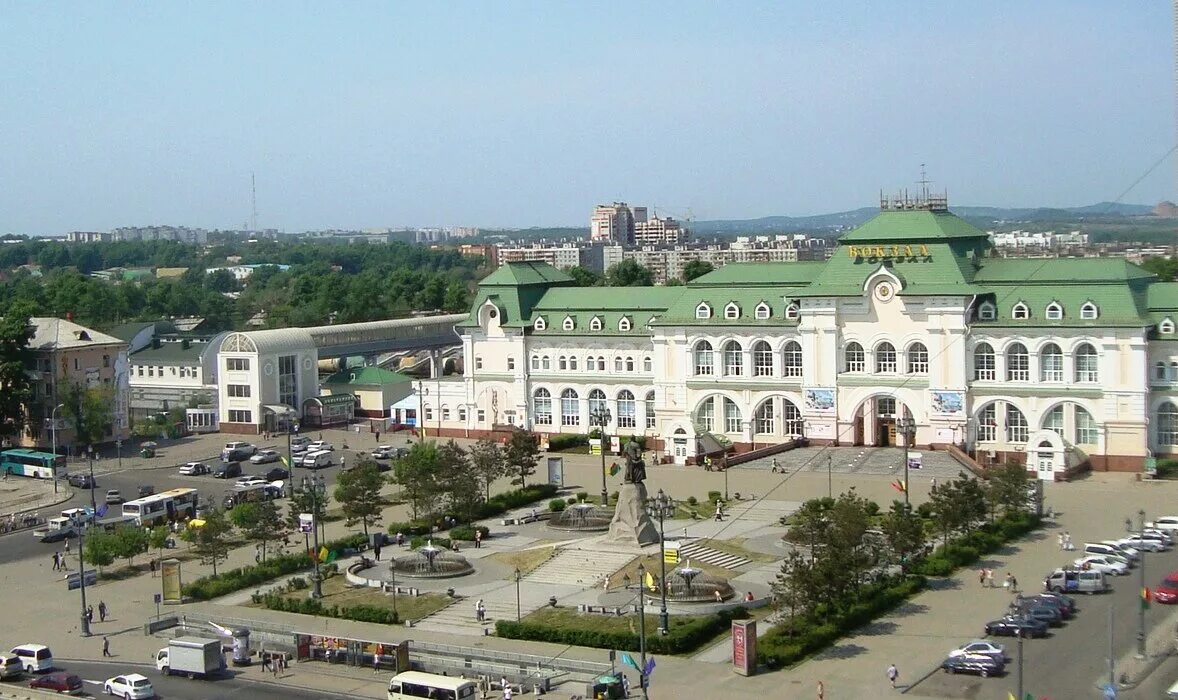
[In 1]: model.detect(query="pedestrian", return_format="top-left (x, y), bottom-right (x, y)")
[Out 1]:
top-left (273, 654), bottom-right (280, 677)
top-left (64, 539), bottom-right (70, 554)
top-left (102, 636), bottom-right (111, 657)
top-left (978, 568), bottom-right (985, 586)
top-left (86, 605), bottom-right (94, 623)
top-left (374, 542), bottom-right (382, 561)
top-left (52, 552), bottom-right (59, 571)
top-left (817, 680), bottom-right (824, 700)
top-left (475, 599), bottom-right (485, 622)
top-left (887, 663), bottom-right (898, 689)
top-left (930, 477), bottom-right (937, 489)
top-left (98, 600), bottom-right (107, 622)
top-left (375, 431), bottom-right (381, 443)
top-left (373, 650), bottom-right (381, 675)
top-left (1057, 532), bottom-right (1064, 550)
top-left (261, 646), bottom-right (271, 672)
top-left (622, 674), bottom-right (631, 697)
top-left (1009, 574), bottom-right (1018, 594)
top-left (771, 458), bottom-right (779, 473)
top-left (503, 684), bottom-right (512, 700)
top-left (474, 530), bottom-right (482, 549)
top-left (985, 568), bottom-right (994, 588)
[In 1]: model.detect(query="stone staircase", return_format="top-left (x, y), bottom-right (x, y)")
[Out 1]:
top-left (415, 598), bottom-right (519, 636)
top-left (525, 548), bottom-right (636, 586)
top-left (678, 542), bottom-right (751, 570)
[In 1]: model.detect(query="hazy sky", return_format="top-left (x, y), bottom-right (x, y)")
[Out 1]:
top-left (0, 2), bottom-right (1172, 234)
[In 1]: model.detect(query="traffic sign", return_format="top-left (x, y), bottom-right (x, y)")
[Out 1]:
top-left (1103, 683), bottom-right (1117, 700)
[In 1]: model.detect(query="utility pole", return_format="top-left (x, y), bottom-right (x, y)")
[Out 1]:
top-left (1108, 604), bottom-right (1116, 692)
top-left (50, 403), bottom-right (64, 494)
top-left (77, 525), bottom-right (91, 637)
top-left (897, 417), bottom-right (915, 506)
top-left (308, 475), bottom-right (324, 599)
top-left (827, 453), bottom-right (832, 499)
top-left (1016, 628), bottom-right (1024, 700)
top-left (1132, 509), bottom-right (1147, 658)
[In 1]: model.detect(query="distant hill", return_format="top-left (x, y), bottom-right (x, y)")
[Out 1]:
top-left (691, 202), bottom-right (1155, 235)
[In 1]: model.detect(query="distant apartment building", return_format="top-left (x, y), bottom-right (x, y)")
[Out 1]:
top-left (458, 244), bottom-right (499, 267)
top-left (19, 317), bottom-right (130, 451)
top-left (66, 231), bottom-right (111, 243)
top-left (601, 236), bottom-right (828, 284)
top-left (204, 264), bottom-right (292, 281)
top-left (497, 243), bottom-right (590, 269)
top-left (111, 226), bottom-right (208, 245)
top-left (591, 203), bottom-right (636, 244)
top-left (989, 230), bottom-right (1088, 251)
top-left (633, 216), bottom-right (689, 245)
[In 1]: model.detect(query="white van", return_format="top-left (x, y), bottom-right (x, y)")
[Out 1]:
top-left (301, 450), bottom-right (333, 470)
top-left (0, 653), bottom-right (23, 680)
top-left (289, 436), bottom-right (312, 454)
top-left (10, 644), bottom-right (53, 673)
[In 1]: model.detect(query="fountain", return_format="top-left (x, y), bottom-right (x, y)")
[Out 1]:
top-left (388, 540), bottom-right (474, 579)
top-left (664, 560), bottom-right (734, 602)
top-left (547, 503), bottom-right (611, 532)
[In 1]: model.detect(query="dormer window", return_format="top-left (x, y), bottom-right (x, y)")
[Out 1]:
top-left (695, 303), bottom-right (712, 320)
top-left (562, 316), bottom-right (575, 331)
top-left (1080, 302), bottom-right (1098, 320)
top-left (589, 316), bottom-right (603, 332)
top-left (754, 303), bottom-right (771, 320)
top-left (723, 302), bottom-right (740, 320)
top-left (618, 317), bottom-right (632, 331)
top-left (1012, 302), bottom-right (1029, 320)
top-left (1162, 318), bottom-right (1176, 334)
top-left (533, 317), bottom-right (546, 331)
top-left (1045, 302), bottom-right (1063, 320)
top-left (977, 302), bottom-right (996, 321)
top-left (785, 302), bottom-right (800, 320)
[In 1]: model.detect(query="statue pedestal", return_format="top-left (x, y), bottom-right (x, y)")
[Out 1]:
top-left (608, 482), bottom-right (659, 547)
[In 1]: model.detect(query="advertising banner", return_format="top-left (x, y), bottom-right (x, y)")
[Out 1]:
top-left (731, 619), bottom-right (757, 676)
top-left (161, 558), bottom-right (182, 603)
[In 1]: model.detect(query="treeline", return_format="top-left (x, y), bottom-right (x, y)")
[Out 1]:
top-left (0, 239), bottom-right (486, 331)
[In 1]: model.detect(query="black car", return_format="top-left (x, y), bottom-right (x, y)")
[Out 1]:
top-left (40, 528), bottom-right (78, 544)
top-left (263, 467), bottom-right (290, 481)
top-left (984, 616), bottom-right (1049, 638)
top-left (1033, 591), bottom-right (1076, 614)
top-left (67, 473), bottom-right (95, 489)
top-left (941, 654), bottom-right (1005, 677)
top-left (1026, 594), bottom-right (1073, 619)
top-left (214, 462), bottom-right (243, 479)
top-left (1016, 601), bottom-right (1062, 626)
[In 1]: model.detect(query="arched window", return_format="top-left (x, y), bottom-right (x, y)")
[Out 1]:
top-left (844, 342), bottom-right (865, 372)
top-left (782, 341), bottom-right (803, 377)
top-left (1075, 406), bottom-right (1097, 444)
top-left (542, 356), bottom-right (551, 370)
top-left (1074, 343), bottom-right (1098, 382)
top-left (1043, 405), bottom-right (1064, 436)
top-left (562, 316), bottom-right (575, 331)
top-left (1045, 302), bottom-right (1063, 320)
top-left (974, 343), bottom-right (995, 380)
top-left (752, 341), bottom-right (773, 377)
top-left (617, 390), bottom-right (636, 428)
top-left (569, 356), bottom-right (579, 371)
top-left (644, 390), bottom-right (656, 428)
top-left (530, 355), bottom-right (540, 371)
top-left (695, 303), bottom-right (712, 319)
top-left (626, 357), bottom-right (635, 372)
top-left (614, 357), bottom-right (624, 373)
top-left (977, 403), bottom-right (997, 441)
top-left (597, 356), bottom-right (607, 371)
top-left (560, 389), bottom-right (580, 426)
top-left (906, 342), bottom-right (928, 374)
top-left (533, 389), bottom-right (552, 425)
top-left (1039, 343), bottom-right (1063, 382)
top-left (693, 341), bottom-right (714, 376)
top-left (1006, 343), bottom-right (1029, 381)
top-left (1157, 361), bottom-right (1168, 382)
top-left (754, 400), bottom-right (775, 434)
top-left (785, 303), bottom-right (800, 320)
top-left (558, 356), bottom-right (568, 371)
top-left (534, 317), bottom-right (546, 331)
top-left (723, 398), bottom-right (742, 433)
top-left (619, 317), bottom-right (632, 331)
top-left (1159, 402), bottom-right (1178, 446)
top-left (1012, 302), bottom-right (1029, 320)
top-left (589, 316), bottom-right (603, 332)
top-left (782, 400), bottom-right (802, 436)
top-left (696, 397), bottom-right (715, 432)
top-left (977, 302), bottom-right (996, 321)
top-left (588, 389), bottom-right (607, 424)
top-left (754, 303), bottom-right (771, 320)
top-left (1080, 302), bottom-right (1098, 320)
top-left (1162, 318), bottom-right (1176, 334)
top-left (724, 303), bottom-right (740, 320)
top-left (875, 342), bottom-right (897, 373)
top-left (643, 356), bottom-right (652, 373)
top-left (1006, 404), bottom-right (1028, 443)
top-left (723, 341), bottom-right (743, 376)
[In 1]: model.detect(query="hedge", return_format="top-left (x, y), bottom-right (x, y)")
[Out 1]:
top-left (549, 499), bottom-right (567, 513)
top-left (182, 533), bottom-right (368, 601)
top-left (261, 594), bottom-right (400, 625)
top-left (388, 484), bottom-right (560, 538)
top-left (547, 434), bottom-right (589, 451)
top-left (495, 608), bottom-right (748, 655)
top-left (449, 525), bottom-right (490, 541)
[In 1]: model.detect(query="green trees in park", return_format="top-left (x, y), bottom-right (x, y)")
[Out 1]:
top-left (60, 383), bottom-right (115, 452)
top-left (83, 530), bottom-right (118, 571)
top-left (148, 525), bottom-right (171, 566)
top-left (604, 259), bottom-right (655, 287)
top-left (928, 475), bottom-right (988, 548)
top-left (681, 259), bottom-right (715, 282)
top-left (984, 461), bottom-right (1032, 517)
top-left (182, 509), bottom-right (233, 576)
top-left (878, 501), bottom-right (926, 574)
top-left (565, 266), bottom-right (603, 287)
top-left (111, 525), bottom-right (150, 568)
top-left (468, 438), bottom-right (507, 501)
top-left (333, 462), bottom-right (386, 538)
top-left (504, 429), bottom-right (540, 487)
top-left (0, 302), bottom-right (35, 444)
top-left (393, 442), bottom-right (445, 521)
top-left (229, 500), bottom-right (287, 561)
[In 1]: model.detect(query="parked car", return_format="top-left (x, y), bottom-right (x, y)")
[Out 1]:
top-left (1015, 601), bottom-right (1062, 626)
top-left (307, 440), bottom-right (334, 452)
top-left (213, 462), bottom-right (242, 479)
top-left (11, 644), bottom-right (53, 673)
top-left (0, 652), bottom-right (23, 680)
top-left (372, 445), bottom-right (408, 461)
top-left (289, 436), bottom-right (312, 454)
top-left (104, 489), bottom-right (124, 505)
top-left (39, 528), bottom-right (77, 544)
top-left (235, 475), bottom-right (267, 487)
top-left (1044, 567), bottom-right (1110, 594)
top-left (1145, 516), bottom-right (1178, 532)
top-left (1075, 554), bottom-right (1130, 575)
top-left (137, 484), bottom-right (155, 498)
top-left (178, 462), bottom-right (210, 476)
top-left (301, 450), bottom-right (333, 470)
top-left (221, 442), bottom-right (257, 462)
top-left (1155, 572), bottom-right (1178, 604)
top-left (1099, 540), bottom-right (1141, 560)
top-left (66, 473), bottom-right (95, 489)
top-left (983, 616), bottom-right (1048, 639)
top-left (947, 640), bottom-right (1006, 661)
top-left (104, 673), bottom-right (154, 699)
top-left (1140, 528), bottom-right (1175, 544)
top-left (1033, 590), bottom-right (1077, 613)
top-left (250, 450), bottom-right (280, 465)
top-left (1118, 535), bottom-right (1168, 553)
top-left (941, 654), bottom-right (1005, 677)
top-left (263, 467), bottom-right (289, 482)
top-left (1024, 594), bottom-right (1073, 619)
top-left (1083, 543), bottom-right (1136, 564)
top-left (28, 672), bottom-right (82, 694)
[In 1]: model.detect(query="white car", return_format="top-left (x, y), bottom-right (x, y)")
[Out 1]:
top-left (947, 639), bottom-right (1006, 661)
top-left (307, 441), bottom-right (334, 452)
top-left (1075, 555), bottom-right (1129, 576)
top-left (250, 450), bottom-right (280, 465)
top-left (1099, 540), bottom-right (1141, 560)
top-left (1141, 528), bottom-right (1175, 544)
top-left (1145, 516), bottom-right (1178, 532)
top-left (178, 462), bottom-right (209, 476)
top-left (1118, 535), bottom-right (1167, 553)
top-left (104, 672), bottom-right (154, 699)
top-left (235, 476), bottom-right (267, 487)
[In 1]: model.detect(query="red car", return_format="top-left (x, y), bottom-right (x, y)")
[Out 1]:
top-left (29, 671), bottom-right (83, 695)
top-left (1155, 572), bottom-right (1178, 604)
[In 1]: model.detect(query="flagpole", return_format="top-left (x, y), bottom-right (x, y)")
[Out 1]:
top-left (1016, 627), bottom-right (1023, 700)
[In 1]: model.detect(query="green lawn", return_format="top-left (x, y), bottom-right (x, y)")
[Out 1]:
top-left (248, 574), bottom-right (452, 621)
top-left (523, 606), bottom-right (712, 636)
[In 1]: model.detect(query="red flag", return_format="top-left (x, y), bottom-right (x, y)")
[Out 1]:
top-left (890, 480), bottom-right (907, 493)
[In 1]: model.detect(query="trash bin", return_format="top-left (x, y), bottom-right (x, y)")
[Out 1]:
top-left (231, 629), bottom-right (251, 666)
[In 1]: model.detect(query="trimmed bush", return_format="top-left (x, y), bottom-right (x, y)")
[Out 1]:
top-left (409, 536), bottom-right (452, 550)
top-left (182, 532), bottom-right (366, 601)
top-left (449, 525), bottom-right (490, 541)
top-left (475, 484), bottom-right (560, 519)
top-left (548, 434), bottom-right (589, 451)
top-left (914, 556), bottom-right (954, 576)
top-left (386, 521), bottom-right (432, 537)
top-left (495, 608), bottom-right (749, 654)
top-left (261, 594), bottom-right (400, 625)
top-left (549, 499), bottom-right (567, 513)
top-left (576, 492), bottom-right (589, 503)
top-left (707, 491), bottom-right (722, 503)
top-left (687, 496), bottom-right (698, 506)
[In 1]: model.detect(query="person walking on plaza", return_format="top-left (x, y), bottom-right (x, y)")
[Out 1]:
top-left (984, 568), bottom-right (994, 588)
top-left (51, 552), bottom-right (59, 571)
top-left (474, 529), bottom-right (482, 549)
top-left (98, 600), bottom-right (107, 622)
top-left (622, 674), bottom-right (631, 697)
top-left (978, 568), bottom-right (985, 586)
top-left (260, 646), bottom-right (271, 672)
top-left (102, 637), bottom-right (111, 657)
top-left (64, 539), bottom-right (70, 555)
top-left (887, 663), bottom-right (898, 689)
top-left (374, 541), bottom-right (382, 561)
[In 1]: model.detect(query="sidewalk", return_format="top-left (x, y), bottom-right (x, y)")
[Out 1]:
top-left (0, 477), bottom-right (71, 521)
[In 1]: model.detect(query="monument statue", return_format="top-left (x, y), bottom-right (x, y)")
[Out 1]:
top-left (623, 438), bottom-right (646, 484)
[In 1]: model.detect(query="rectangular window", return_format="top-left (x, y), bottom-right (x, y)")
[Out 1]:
top-left (148, 366), bottom-right (155, 377)
top-left (507, 357), bottom-right (515, 371)
top-left (424, 408), bottom-right (433, 421)
top-left (226, 358), bottom-right (250, 371)
top-left (1076, 412), bottom-right (1098, 445)
top-left (441, 407), bottom-right (450, 421)
top-left (228, 409), bottom-right (252, 423)
top-left (228, 384), bottom-right (251, 398)
top-left (102, 355), bottom-right (110, 368)
top-left (477, 409), bottom-right (486, 423)
top-left (73, 358), bottom-right (79, 371)
top-left (278, 355), bottom-right (297, 407)
top-left (977, 405), bottom-right (996, 442)
top-left (475, 357), bottom-right (483, 370)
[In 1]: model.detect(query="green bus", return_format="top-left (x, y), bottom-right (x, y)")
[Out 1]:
top-left (0, 449), bottom-right (66, 480)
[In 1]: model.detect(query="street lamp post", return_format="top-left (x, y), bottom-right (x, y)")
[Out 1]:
top-left (722, 455), bottom-right (729, 502)
top-left (645, 489), bottom-right (674, 635)
top-left (77, 524), bottom-right (90, 637)
top-left (624, 565), bottom-right (650, 700)
top-left (826, 453), bottom-right (832, 499)
top-left (897, 416), bottom-right (916, 506)
top-left (87, 446), bottom-right (96, 514)
top-left (589, 408), bottom-right (612, 506)
top-left (116, 439), bottom-right (122, 472)
top-left (307, 475), bottom-right (325, 599)
top-left (50, 403), bottom-right (65, 494)
top-left (388, 558), bottom-right (398, 621)
top-left (1127, 510), bottom-right (1147, 658)
top-left (514, 568), bottom-right (522, 622)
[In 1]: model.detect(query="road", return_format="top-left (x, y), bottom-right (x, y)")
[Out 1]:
top-left (909, 544), bottom-right (1178, 699)
top-left (0, 439), bottom-right (398, 565)
top-left (43, 659), bottom-right (359, 699)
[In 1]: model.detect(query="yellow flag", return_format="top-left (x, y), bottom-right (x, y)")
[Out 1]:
top-left (1008, 693), bottom-right (1016, 700)
top-left (318, 546), bottom-right (328, 562)
top-left (645, 570), bottom-right (656, 591)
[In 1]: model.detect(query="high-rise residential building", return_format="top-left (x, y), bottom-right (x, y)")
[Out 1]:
top-left (590, 203), bottom-right (635, 244)
top-left (633, 216), bottom-right (689, 245)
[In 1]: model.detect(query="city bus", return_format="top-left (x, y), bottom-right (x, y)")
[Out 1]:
top-left (121, 488), bottom-right (199, 527)
top-left (0, 449), bottom-right (65, 480)
top-left (222, 482), bottom-right (281, 510)
top-left (387, 671), bottom-right (477, 700)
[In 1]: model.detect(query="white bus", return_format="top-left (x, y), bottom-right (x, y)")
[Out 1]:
top-left (387, 671), bottom-right (477, 700)
top-left (122, 488), bottom-right (199, 527)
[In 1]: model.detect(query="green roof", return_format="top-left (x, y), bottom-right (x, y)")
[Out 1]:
top-left (478, 261), bottom-right (575, 286)
top-left (837, 210), bottom-right (989, 243)
top-left (532, 287), bottom-right (684, 312)
top-left (108, 321), bottom-right (177, 342)
top-left (129, 340), bottom-right (208, 365)
top-left (323, 367), bottom-right (413, 386)
top-left (973, 257), bottom-right (1155, 284)
top-left (1148, 283), bottom-right (1178, 311)
top-left (689, 261), bottom-right (825, 287)
top-left (655, 288), bottom-right (801, 326)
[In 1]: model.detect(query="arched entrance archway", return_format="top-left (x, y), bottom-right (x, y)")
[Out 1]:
top-left (850, 395), bottom-right (913, 447)
top-left (1025, 429), bottom-right (1065, 481)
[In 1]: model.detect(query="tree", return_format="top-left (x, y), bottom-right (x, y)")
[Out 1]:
top-left (393, 442), bottom-right (443, 520)
top-left (0, 302), bottom-right (35, 444)
top-left (681, 260), bottom-right (715, 283)
top-left (111, 525), bottom-right (149, 568)
top-left (566, 266), bottom-right (602, 287)
top-left (605, 259), bottom-right (654, 287)
top-left (1142, 256), bottom-right (1178, 282)
top-left (83, 530), bottom-right (117, 571)
top-left (148, 525), bottom-right (171, 569)
top-left (879, 501), bottom-right (926, 573)
top-left (503, 429), bottom-right (540, 487)
top-left (985, 462), bottom-right (1031, 517)
top-left (61, 382), bottom-right (115, 452)
top-left (468, 438), bottom-right (506, 501)
top-left (783, 492), bottom-right (874, 617)
top-left (438, 440), bottom-right (480, 522)
top-left (771, 548), bottom-right (818, 630)
top-left (230, 500), bottom-right (287, 561)
top-left (189, 509), bottom-right (233, 576)
top-left (287, 481), bottom-right (329, 544)
top-left (334, 462), bottom-right (386, 538)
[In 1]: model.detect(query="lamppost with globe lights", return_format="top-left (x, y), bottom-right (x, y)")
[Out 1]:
top-left (645, 489), bottom-right (675, 635)
top-left (622, 564), bottom-right (650, 700)
top-left (1126, 509), bottom-right (1147, 658)
top-left (299, 474), bottom-right (327, 599)
top-left (897, 415), bottom-right (916, 506)
top-left (589, 407), bottom-right (612, 505)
